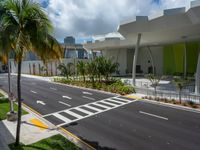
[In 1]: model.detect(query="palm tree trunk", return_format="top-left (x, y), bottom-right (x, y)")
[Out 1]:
top-left (179, 90), bottom-right (181, 104)
top-left (15, 60), bottom-right (22, 147)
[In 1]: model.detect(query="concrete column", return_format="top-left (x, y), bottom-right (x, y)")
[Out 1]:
top-left (147, 46), bottom-right (155, 75)
top-left (132, 33), bottom-right (142, 86)
top-left (184, 43), bottom-right (187, 78)
top-left (195, 52), bottom-right (200, 95)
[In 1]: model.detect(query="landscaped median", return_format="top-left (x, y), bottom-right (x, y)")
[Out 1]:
top-left (54, 77), bottom-right (135, 95)
top-left (9, 134), bottom-right (80, 150)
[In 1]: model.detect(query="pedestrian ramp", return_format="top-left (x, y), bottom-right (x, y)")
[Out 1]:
top-left (43, 97), bottom-right (136, 127)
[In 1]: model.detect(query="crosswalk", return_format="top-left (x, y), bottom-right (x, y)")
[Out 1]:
top-left (43, 96), bottom-right (136, 127)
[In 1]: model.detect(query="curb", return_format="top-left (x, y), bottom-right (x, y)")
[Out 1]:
top-left (141, 99), bottom-right (200, 114)
top-left (22, 103), bottom-right (96, 150)
top-left (52, 81), bottom-right (119, 96)
top-left (0, 89), bottom-right (8, 99)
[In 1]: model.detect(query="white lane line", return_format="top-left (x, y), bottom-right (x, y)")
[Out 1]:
top-left (30, 90), bottom-right (37, 94)
top-left (93, 103), bottom-right (111, 109)
top-left (62, 96), bottom-right (72, 99)
top-left (65, 110), bottom-right (83, 119)
top-left (110, 98), bottom-right (128, 104)
top-left (139, 111), bottom-right (168, 120)
top-left (106, 99), bottom-right (124, 104)
top-left (113, 97), bottom-right (131, 102)
top-left (76, 107), bottom-right (93, 115)
top-left (82, 91), bottom-right (93, 95)
top-left (53, 113), bottom-right (71, 123)
top-left (36, 100), bottom-right (46, 105)
top-left (50, 87), bottom-right (57, 90)
top-left (58, 101), bottom-right (71, 107)
top-left (84, 105), bottom-right (102, 112)
top-left (82, 96), bottom-right (95, 101)
top-left (100, 101), bottom-right (118, 107)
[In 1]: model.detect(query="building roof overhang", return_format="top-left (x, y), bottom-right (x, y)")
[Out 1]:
top-left (84, 2), bottom-right (200, 51)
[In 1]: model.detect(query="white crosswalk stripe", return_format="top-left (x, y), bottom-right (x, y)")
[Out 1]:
top-left (44, 96), bottom-right (136, 127)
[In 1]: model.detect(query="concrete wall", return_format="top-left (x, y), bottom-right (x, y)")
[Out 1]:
top-left (138, 46), bottom-right (163, 75)
top-left (10, 58), bottom-right (89, 76)
top-left (102, 48), bottom-right (127, 75)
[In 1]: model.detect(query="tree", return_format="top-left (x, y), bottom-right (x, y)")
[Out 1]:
top-left (147, 74), bottom-right (161, 97)
top-left (86, 60), bottom-right (97, 84)
top-left (0, 0), bottom-right (62, 147)
top-left (104, 58), bottom-right (119, 82)
top-left (172, 77), bottom-right (188, 104)
top-left (77, 61), bottom-right (86, 82)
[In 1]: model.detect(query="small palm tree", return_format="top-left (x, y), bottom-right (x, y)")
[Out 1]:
top-left (77, 61), bottom-right (86, 82)
top-left (172, 77), bottom-right (188, 104)
top-left (0, 0), bottom-right (62, 147)
top-left (86, 60), bottom-right (97, 84)
top-left (147, 74), bottom-right (161, 97)
top-left (57, 63), bottom-right (69, 78)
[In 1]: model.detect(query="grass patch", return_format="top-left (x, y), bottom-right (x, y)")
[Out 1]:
top-left (0, 98), bottom-right (28, 121)
top-left (9, 134), bottom-right (80, 150)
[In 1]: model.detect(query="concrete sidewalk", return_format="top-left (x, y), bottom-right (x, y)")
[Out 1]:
top-left (1, 113), bottom-right (58, 146)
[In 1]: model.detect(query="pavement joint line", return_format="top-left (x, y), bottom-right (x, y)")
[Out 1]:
top-left (139, 111), bottom-right (169, 120)
top-left (56, 99), bottom-right (137, 127)
top-left (82, 96), bottom-right (95, 101)
top-left (58, 101), bottom-right (71, 107)
top-left (59, 127), bottom-right (96, 150)
top-left (42, 96), bottom-right (127, 117)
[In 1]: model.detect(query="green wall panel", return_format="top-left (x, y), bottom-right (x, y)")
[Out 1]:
top-left (186, 42), bottom-right (200, 74)
top-left (163, 42), bottom-right (200, 75)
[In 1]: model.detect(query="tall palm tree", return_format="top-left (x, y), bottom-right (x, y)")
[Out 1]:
top-left (0, 0), bottom-right (62, 147)
top-left (77, 61), bottom-right (86, 82)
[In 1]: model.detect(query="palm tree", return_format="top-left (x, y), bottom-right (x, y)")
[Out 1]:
top-left (77, 61), bottom-right (86, 82)
top-left (147, 74), bottom-right (161, 97)
top-left (104, 58), bottom-right (119, 82)
top-left (172, 77), bottom-right (188, 104)
top-left (0, 0), bottom-right (62, 147)
top-left (86, 60), bottom-right (97, 84)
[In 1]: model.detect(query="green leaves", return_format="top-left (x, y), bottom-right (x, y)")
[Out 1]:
top-left (0, 0), bottom-right (62, 63)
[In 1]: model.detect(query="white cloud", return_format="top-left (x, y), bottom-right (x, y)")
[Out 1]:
top-left (40, 0), bottom-right (192, 42)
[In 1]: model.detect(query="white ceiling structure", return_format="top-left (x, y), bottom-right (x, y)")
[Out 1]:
top-left (84, 1), bottom-right (200, 50)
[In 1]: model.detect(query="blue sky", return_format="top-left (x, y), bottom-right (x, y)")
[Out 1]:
top-left (37, 0), bottom-right (192, 43)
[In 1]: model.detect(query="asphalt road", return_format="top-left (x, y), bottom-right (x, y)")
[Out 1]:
top-left (0, 73), bottom-right (200, 150)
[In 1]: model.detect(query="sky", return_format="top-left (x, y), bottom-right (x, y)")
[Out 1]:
top-left (36, 0), bottom-right (193, 43)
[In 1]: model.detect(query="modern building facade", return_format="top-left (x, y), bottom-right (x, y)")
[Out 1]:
top-left (84, 0), bottom-right (200, 94)
top-left (62, 36), bottom-right (88, 59)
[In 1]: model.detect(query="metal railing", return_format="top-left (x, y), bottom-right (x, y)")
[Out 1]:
top-left (135, 87), bottom-right (200, 104)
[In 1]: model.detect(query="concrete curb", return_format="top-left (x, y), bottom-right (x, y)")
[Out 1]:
top-left (52, 81), bottom-right (119, 96)
top-left (141, 99), bottom-right (200, 114)
top-left (0, 89), bottom-right (8, 99)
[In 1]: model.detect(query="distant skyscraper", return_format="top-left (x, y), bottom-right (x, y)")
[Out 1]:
top-left (64, 36), bottom-right (75, 45)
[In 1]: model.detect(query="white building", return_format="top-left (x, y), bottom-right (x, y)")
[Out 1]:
top-left (84, 1), bottom-right (200, 94)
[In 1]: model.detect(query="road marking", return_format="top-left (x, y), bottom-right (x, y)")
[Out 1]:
top-left (92, 103), bottom-right (111, 109)
top-left (82, 96), bottom-right (95, 101)
top-left (30, 90), bottom-right (37, 94)
top-left (62, 96), bottom-right (72, 99)
top-left (59, 101), bottom-right (71, 107)
top-left (65, 110), bottom-right (83, 118)
top-left (36, 100), bottom-right (46, 105)
top-left (84, 105), bottom-right (102, 112)
top-left (82, 91), bottom-right (93, 95)
top-left (53, 113), bottom-right (71, 123)
top-left (30, 118), bottom-right (48, 130)
top-left (139, 111), bottom-right (168, 120)
top-left (100, 100), bottom-right (118, 106)
top-left (50, 87), bottom-right (57, 90)
top-left (76, 107), bottom-right (93, 115)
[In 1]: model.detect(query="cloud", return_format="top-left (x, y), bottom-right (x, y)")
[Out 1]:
top-left (38, 0), bottom-right (192, 42)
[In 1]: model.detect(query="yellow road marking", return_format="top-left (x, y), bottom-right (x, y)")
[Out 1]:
top-left (30, 118), bottom-right (48, 130)
top-left (125, 95), bottom-right (141, 100)
top-left (22, 103), bottom-right (42, 116)
top-left (60, 127), bottom-right (96, 150)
